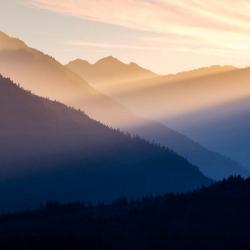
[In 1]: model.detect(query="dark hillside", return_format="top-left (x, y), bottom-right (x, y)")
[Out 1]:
top-left (0, 177), bottom-right (249, 250)
top-left (0, 75), bottom-right (210, 210)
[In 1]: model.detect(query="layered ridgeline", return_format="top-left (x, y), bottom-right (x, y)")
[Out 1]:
top-left (66, 56), bottom-right (158, 93)
top-left (172, 97), bottom-right (250, 169)
top-left (0, 31), bottom-right (247, 180)
top-left (67, 58), bottom-right (250, 171)
top-left (1, 177), bottom-right (250, 250)
top-left (0, 75), bottom-right (210, 211)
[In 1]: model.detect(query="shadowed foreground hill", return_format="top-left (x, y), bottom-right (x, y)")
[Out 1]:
top-left (0, 75), bottom-right (210, 211)
top-left (0, 31), bottom-right (247, 180)
top-left (0, 177), bottom-right (249, 250)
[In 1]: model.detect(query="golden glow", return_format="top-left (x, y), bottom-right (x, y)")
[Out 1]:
top-left (26, 0), bottom-right (250, 67)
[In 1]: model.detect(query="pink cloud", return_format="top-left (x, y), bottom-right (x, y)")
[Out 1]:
top-left (24, 0), bottom-right (250, 59)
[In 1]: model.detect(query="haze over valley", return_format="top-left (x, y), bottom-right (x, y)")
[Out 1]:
top-left (1, 1), bottom-right (250, 248)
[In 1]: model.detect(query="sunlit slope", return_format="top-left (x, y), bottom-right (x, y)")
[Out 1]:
top-left (0, 31), bottom-right (146, 129)
top-left (67, 57), bottom-right (245, 122)
top-left (87, 64), bottom-right (244, 120)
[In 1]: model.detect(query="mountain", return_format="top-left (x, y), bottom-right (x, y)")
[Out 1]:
top-left (129, 67), bottom-right (250, 169)
top-left (0, 31), bottom-right (134, 128)
top-left (65, 57), bottom-right (249, 180)
top-left (68, 58), bottom-right (250, 170)
top-left (0, 31), bottom-right (247, 180)
top-left (1, 176), bottom-right (250, 250)
top-left (158, 68), bottom-right (250, 170)
top-left (66, 59), bottom-right (236, 98)
top-left (76, 63), bottom-right (240, 120)
top-left (170, 96), bottom-right (250, 169)
top-left (66, 56), bottom-right (157, 87)
top-left (0, 75), bottom-right (211, 210)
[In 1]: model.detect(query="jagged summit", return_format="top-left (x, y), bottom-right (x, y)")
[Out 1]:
top-left (95, 56), bottom-right (123, 65)
top-left (66, 55), bottom-right (157, 86)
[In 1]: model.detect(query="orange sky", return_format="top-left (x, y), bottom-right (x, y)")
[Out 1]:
top-left (1, 0), bottom-right (250, 73)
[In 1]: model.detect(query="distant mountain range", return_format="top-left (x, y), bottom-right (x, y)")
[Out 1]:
top-left (67, 56), bottom-right (250, 170)
top-left (0, 75), bottom-right (211, 210)
top-left (119, 66), bottom-right (250, 169)
top-left (170, 96), bottom-right (250, 168)
top-left (0, 31), bottom-right (247, 180)
top-left (67, 56), bottom-right (157, 87)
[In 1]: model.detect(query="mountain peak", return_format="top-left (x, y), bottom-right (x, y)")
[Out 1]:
top-left (95, 56), bottom-right (124, 66)
top-left (93, 56), bottom-right (155, 74)
top-left (67, 58), bottom-right (91, 67)
top-left (0, 31), bottom-right (27, 50)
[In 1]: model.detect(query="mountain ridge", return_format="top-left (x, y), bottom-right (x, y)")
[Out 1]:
top-left (66, 56), bottom-right (157, 86)
top-left (0, 75), bottom-right (211, 210)
top-left (68, 55), bottom-right (250, 170)
top-left (0, 31), bottom-right (247, 180)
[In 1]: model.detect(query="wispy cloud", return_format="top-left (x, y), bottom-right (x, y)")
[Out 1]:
top-left (64, 39), bottom-right (250, 61)
top-left (25, 0), bottom-right (250, 55)
top-left (24, 0), bottom-right (250, 69)
top-left (64, 40), bottom-right (194, 52)
top-left (64, 41), bottom-right (157, 51)
top-left (25, 0), bottom-right (250, 35)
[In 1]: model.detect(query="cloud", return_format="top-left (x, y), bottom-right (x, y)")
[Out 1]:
top-left (24, 1), bottom-right (250, 32)
top-left (64, 40), bottom-right (196, 52)
top-left (64, 39), bottom-right (250, 61)
top-left (64, 41), bottom-right (157, 50)
top-left (24, 0), bottom-right (250, 59)
top-left (24, 0), bottom-right (250, 33)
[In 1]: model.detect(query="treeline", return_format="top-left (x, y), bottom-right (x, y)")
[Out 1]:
top-left (1, 176), bottom-right (250, 250)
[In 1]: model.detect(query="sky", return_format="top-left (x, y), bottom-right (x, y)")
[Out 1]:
top-left (1, 0), bottom-right (250, 74)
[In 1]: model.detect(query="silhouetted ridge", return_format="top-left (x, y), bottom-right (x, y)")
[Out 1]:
top-left (1, 176), bottom-right (250, 250)
top-left (66, 56), bottom-right (157, 85)
top-left (0, 75), bottom-right (210, 211)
